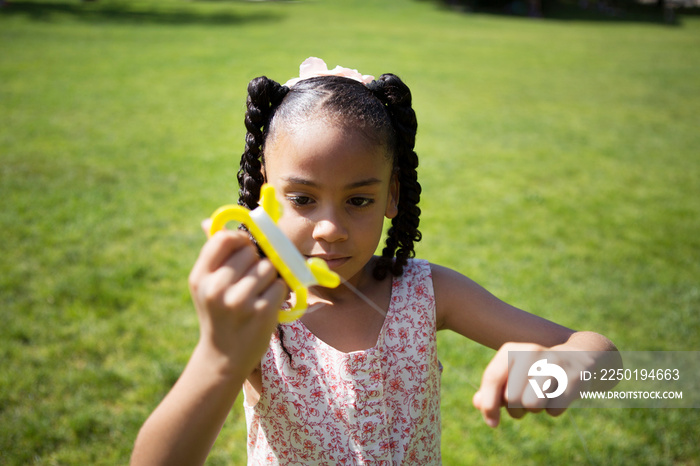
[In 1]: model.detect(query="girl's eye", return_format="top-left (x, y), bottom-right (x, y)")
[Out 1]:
top-left (288, 195), bottom-right (314, 207)
top-left (349, 197), bottom-right (374, 208)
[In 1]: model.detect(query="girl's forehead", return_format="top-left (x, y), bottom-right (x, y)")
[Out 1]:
top-left (264, 121), bottom-right (393, 181)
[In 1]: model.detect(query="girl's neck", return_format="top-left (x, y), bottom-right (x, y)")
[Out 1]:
top-left (300, 257), bottom-right (393, 353)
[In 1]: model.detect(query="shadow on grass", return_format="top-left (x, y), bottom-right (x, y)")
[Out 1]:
top-left (0, 1), bottom-right (285, 26)
top-left (432, 0), bottom-right (694, 25)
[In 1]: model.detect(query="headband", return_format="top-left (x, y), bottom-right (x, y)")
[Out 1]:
top-left (284, 57), bottom-right (375, 88)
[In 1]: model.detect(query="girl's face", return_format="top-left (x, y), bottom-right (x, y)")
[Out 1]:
top-left (264, 118), bottom-right (399, 283)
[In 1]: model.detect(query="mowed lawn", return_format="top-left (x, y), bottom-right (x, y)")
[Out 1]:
top-left (1, 0), bottom-right (699, 464)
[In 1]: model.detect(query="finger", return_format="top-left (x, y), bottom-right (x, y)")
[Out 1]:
top-left (505, 406), bottom-right (528, 419)
top-left (505, 354), bottom-right (529, 410)
top-left (518, 360), bottom-right (549, 412)
top-left (204, 248), bottom-right (259, 301)
top-left (253, 278), bottom-right (287, 314)
top-left (549, 352), bottom-right (593, 412)
top-left (196, 230), bottom-right (257, 276)
top-left (508, 349), bottom-right (548, 413)
top-left (476, 350), bottom-right (509, 428)
top-left (546, 407), bottom-right (567, 417)
top-left (190, 234), bottom-right (259, 308)
top-left (520, 382), bottom-right (548, 412)
top-left (544, 379), bottom-right (579, 415)
top-left (472, 390), bottom-right (481, 409)
top-left (224, 259), bottom-right (281, 308)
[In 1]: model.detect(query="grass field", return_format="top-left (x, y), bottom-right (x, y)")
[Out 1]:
top-left (1, 0), bottom-right (699, 464)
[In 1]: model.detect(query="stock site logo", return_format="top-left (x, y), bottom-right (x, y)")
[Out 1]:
top-left (528, 359), bottom-right (568, 399)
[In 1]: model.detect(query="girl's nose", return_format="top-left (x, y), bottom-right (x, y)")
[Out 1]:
top-left (311, 210), bottom-right (349, 244)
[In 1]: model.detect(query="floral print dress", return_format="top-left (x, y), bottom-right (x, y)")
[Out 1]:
top-left (244, 259), bottom-right (442, 465)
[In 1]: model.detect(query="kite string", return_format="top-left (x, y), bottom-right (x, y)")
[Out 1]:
top-left (303, 277), bottom-right (387, 318)
top-left (568, 410), bottom-right (595, 465)
top-left (338, 276), bottom-right (387, 317)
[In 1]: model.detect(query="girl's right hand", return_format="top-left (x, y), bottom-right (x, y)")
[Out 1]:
top-left (188, 228), bottom-right (287, 377)
top-left (131, 228), bottom-right (287, 466)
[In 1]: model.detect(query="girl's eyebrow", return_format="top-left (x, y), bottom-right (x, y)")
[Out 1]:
top-left (282, 176), bottom-right (382, 189)
top-left (347, 178), bottom-right (382, 189)
top-left (282, 176), bottom-right (316, 187)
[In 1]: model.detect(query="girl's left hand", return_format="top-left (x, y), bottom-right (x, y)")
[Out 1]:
top-left (472, 342), bottom-right (595, 427)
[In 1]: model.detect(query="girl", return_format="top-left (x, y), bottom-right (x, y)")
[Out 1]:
top-left (131, 58), bottom-right (616, 465)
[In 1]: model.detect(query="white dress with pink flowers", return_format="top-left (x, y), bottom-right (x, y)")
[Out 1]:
top-left (244, 259), bottom-right (442, 465)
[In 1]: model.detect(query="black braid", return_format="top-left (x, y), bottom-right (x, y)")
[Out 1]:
top-left (368, 74), bottom-right (422, 280)
top-left (237, 76), bottom-right (289, 210)
top-left (237, 77), bottom-right (295, 364)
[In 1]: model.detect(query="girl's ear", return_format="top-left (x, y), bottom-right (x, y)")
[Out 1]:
top-left (385, 171), bottom-right (400, 219)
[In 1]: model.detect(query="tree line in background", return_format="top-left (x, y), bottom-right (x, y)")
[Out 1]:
top-left (433, 0), bottom-right (698, 23)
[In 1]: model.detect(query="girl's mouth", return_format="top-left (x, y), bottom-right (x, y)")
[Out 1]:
top-left (308, 255), bottom-right (350, 270)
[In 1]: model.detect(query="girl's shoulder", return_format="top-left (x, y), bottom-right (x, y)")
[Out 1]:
top-left (400, 259), bottom-right (473, 300)
top-left (425, 260), bottom-right (508, 333)
top-left (409, 259), bottom-right (474, 291)
top-left (405, 258), bottom-right (473, 284)
top-left (402, 257), bottom-right (432, 275)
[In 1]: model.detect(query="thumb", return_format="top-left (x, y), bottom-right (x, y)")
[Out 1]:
top-left (472, 390), bottom-right (482, 409)
top-left (473, 389), bottom-right (500, 428)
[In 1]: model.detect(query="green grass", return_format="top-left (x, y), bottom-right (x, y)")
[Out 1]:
top-left (1, 0), bottom-right (699, 464)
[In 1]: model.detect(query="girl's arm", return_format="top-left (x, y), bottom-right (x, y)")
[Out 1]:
top-left (431, 263), bottom-right (617, 427)
top-left (131, 230), bottom-right (286, 466)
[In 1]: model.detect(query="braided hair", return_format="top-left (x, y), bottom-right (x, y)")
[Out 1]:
top-left (367, 75), bottom-right (422, 279)
top-left (237, 73), bottom-right (421, 279)
top-left (237, 76), bottom-right (289, 210)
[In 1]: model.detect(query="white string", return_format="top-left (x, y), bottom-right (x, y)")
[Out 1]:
top-left (302, 277), bottom-right (387, 318)
top-left (568, 410), bottom-right (595, 465)
top-left (339, 277), bottom-right (387, 317)
top-left (302, 301), bottom-right (329, 316)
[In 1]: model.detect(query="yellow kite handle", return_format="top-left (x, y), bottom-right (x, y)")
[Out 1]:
top-left (209, 205), bottom-right (251, 237)
top-left (208, 185), bottom-right (339, 323)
